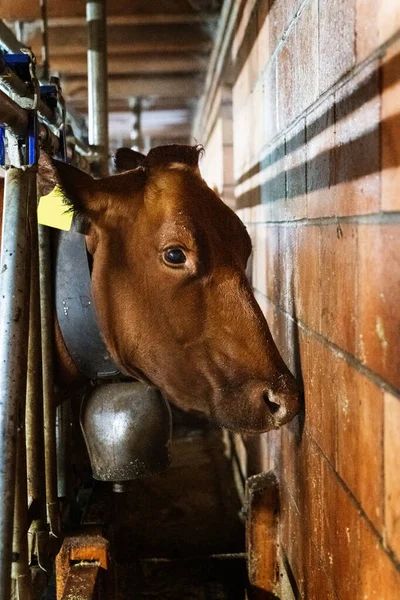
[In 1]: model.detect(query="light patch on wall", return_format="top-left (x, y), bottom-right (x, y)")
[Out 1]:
top-left (375, 316), bottom-right (388, 351)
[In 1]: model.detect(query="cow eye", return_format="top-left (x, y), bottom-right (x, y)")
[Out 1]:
top-left (163, 247), bottom-right (187, 266)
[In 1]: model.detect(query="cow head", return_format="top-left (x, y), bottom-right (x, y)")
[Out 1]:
top-left (38, 145), bottom-right (300, 433)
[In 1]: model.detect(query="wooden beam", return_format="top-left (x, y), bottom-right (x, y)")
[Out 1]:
top-left (49, 42), bottom-right (212, 56)
top-left (51, 54), bottom-right (208, 76)
top-left (47, 14), bottom-right (219, 27)
top-left (246, 472), bottom-right (280, 596)
top-left (1, 0), bottom-right (210, 20)
top-left (61, 75), bottom-right (203, 101)
top-left (27, 23), bottom-right (212, 53)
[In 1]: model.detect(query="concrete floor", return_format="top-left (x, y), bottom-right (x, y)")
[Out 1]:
top-left (109, 411), bottom-right (248, 599)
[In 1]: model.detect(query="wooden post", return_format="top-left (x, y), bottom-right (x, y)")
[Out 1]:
top-left (246, 471), bottom-right (280, 598)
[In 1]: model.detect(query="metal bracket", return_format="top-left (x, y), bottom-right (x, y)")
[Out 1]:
top-left (1, 53), bottom-right (39, 167)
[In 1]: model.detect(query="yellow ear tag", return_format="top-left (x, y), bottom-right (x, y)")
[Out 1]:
top-left (37, 185), bottom-right (73, 231)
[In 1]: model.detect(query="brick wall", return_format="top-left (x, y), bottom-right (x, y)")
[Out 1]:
top-left (197, 0), bottom-right (400, 597)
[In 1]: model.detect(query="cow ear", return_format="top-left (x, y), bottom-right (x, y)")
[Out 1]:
top-left (38, 153), bottom-right (103, 219)
top-left (145, 144), bottom-right (203, 173)
top-left (114, 147), bottom-right (146, 173)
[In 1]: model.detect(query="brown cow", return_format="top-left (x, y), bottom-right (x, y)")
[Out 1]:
top-left (6, 145), bottom-right (299, 434)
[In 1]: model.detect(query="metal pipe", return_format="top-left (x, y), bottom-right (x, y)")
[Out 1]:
top-left (0, 58), bottom-right (56, 127)
top-left (26, 191), bottom-right (47, 556)
top-left (40, 0), bottom-right (50, 81)
top-left (11, 179), bottom-right (37, 600)
top-left (38, 225), bottom-right (60, 539)
top-left (56, 399), bottom-right (71, 499)
top-left (0, 88), bottom-right (29, 137)
top-left (0, 20), bottom-right (26, 54)
top-left (0, 167), bottom-right (34, 600)
top-left (86, 0), bottom-right (109, 176)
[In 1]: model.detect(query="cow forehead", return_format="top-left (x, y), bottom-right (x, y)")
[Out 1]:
top-left (143, 168), bottom-right (250, 247)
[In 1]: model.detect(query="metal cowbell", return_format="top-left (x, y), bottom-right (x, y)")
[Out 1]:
top-left (80, 382), bottom-right (172, 482)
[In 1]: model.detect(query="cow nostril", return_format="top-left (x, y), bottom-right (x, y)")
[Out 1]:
top-left (263, 392), bottom-right (281, 415)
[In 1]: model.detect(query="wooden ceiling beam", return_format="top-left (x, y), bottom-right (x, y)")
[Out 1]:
top-left (49, 42), bottom-right (212, 56)
top-left (47, 14), bottom-right (219, 27)
top-left (29, 23), bottom-right (213, 49)
top-left (62, 76), bottom-right (203, 101)
top-left (1, 0), bottom-right (214, 20)
top-left (51, 54), bottom-right (208, 76)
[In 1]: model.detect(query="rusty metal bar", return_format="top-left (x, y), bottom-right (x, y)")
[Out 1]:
top-left (10, 183), bottom-right (37, 600)
top-left (0, 167), bottom-right (34, 600)
top-left (12, 400), bottom-right (32, 600)
top-left (26, 189), bottom-right (49, 576)
top-left (86, 0), bottom-right (109, 176)
top-left (39, 224), bottom-right (60, 539)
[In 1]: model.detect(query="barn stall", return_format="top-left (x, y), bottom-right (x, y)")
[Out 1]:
top-left (0, 1), bottom-right (399, 599)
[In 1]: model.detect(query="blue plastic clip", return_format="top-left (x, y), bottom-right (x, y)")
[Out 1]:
top-left (27, 115), bottom-right (38, 166)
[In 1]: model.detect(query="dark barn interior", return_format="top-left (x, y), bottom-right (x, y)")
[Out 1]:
top-left (0, 1), bottom-right (399, 599)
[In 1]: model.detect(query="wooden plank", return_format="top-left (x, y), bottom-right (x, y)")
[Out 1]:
top-left (56, 526), bottom-right (109, 599)
top-left (51, 54), bottom-right (208, 76)
top-left (48, 13), bottom-right (219, 27)
top-left (26, 23), bottom-right (213, 54)
top-left (62, 76), bottom-right (203, 100)
top-left (246, 471), bottom-right (280, 596)
top-left (1, 0), bottom-right (197, 20)
top-left (61, 564), bottom-right (100, 600)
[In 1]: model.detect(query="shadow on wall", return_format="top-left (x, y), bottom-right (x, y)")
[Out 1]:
top-left (235, 50), bottom-right (400, 209)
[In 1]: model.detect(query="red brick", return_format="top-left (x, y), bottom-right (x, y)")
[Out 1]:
top-left (306, 95), bottom-right (335, 219)
top-left (277, 29), bottom-right (296, 131)
top-left (295, 225), bottom-right (321, 333)
top-left (264, 225), bottom-right (280, 304)
top-left (252, 224), bottom-right (267, 297)
top-left (264, 59), bottom-right (278, 144)
top-left (280, 415), bottom-right (303, 510)
top-left (381, 40), bottom-right (400, 211)
top-left (384, 392), bottom-right (400, 560)
top-left (320, 455), bottom-right (360, 600)
top-left (336, 361), bottom-right (384, 531)
top-left (359, 517), bottom-right (400, 599)
top-left (300, 434), bottom-right (325, 553)
top-left (294, 0), bottom-right (319, 115)
top-left (303, 335), bottom-right (337, 465)
top-left (269, 0), bottom-right (302, 53)
top-left (378, 0), bottom-right (400, 45)
top-left (278, 226), bottom-right (297, 315)
top-left (285, 120), bottom-right (307, 220)
top-left (285, 493), bottom-right (305, 596)
top-left (304, 538), bottom-right (337, 600)
top-left (356, 0), bottom-right (379, 62)
top-left (319, 224), bottom-right (358, 355)
top-left (256, 0), bottom-right (272, 72)
top-left (319, 0), bottom-right (356, 93)
top-left (332, 63), bottom-right (381, 217)
top-left (265, 140), bottom-right (287, 221)
top-left (357, 225), bottom-right (400, 389)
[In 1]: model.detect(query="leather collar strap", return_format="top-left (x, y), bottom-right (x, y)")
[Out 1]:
top-left (52, 224), bottom-right (120, 380)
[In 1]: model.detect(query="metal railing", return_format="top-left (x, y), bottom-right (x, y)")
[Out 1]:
top-left (0, 4), bottom-right (109, 595)
top-left (0, 44), bottom-right (91, 600)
